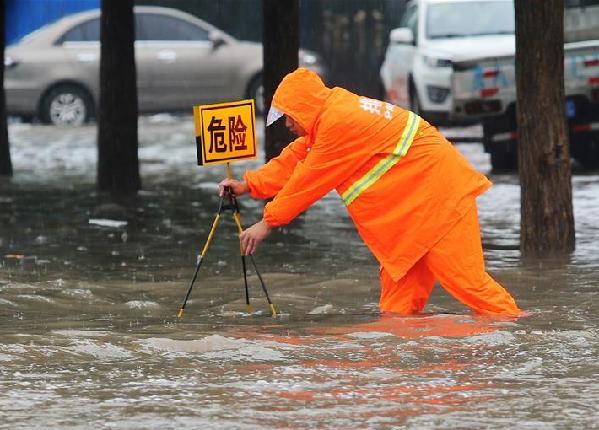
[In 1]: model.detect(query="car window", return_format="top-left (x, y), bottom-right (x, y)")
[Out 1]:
top-left (400, 5), bottom-right (418, 43)
top-left (399, 5), bottom-right (416, 28)
top-left (426, 1), bottom-right (514, 39)
top-left (60, 18), bottom-right (100, 42)
top-left (407, 8), bottom-right (418, 43)
top-left (136, 13), bottom-right (209, 41)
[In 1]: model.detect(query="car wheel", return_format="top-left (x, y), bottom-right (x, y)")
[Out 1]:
top-left (410, 87), bottom-right (434, 123)
top-left (489, 148), bottom-right (518, 172)
top-left (409, 83), bottom-right (422, 116)
top-left (574, 138), bottom-right (599, 169)
top-left (40, 85), bottom-right (93, 126)
top-left (379, 80), bottom-right (388, 101)
top-left (247, 75), bottom-right (265, 116)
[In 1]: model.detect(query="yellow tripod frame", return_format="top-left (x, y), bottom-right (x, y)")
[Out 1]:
top-left (177, 186), bottom-right (278, 319)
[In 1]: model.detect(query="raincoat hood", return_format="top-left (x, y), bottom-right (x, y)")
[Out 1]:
top-left (270, 67), bottom-right (331, 135)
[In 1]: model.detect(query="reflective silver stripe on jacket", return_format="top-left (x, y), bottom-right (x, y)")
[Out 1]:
top-left (341, 111), bottom-right (420, 206)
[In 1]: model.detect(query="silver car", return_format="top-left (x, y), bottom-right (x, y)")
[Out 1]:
top-left (4, 6), bottom-right (326, 126)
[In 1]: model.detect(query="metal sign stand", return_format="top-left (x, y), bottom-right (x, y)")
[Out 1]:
top-left (177, 164), bottom-right (277, 318)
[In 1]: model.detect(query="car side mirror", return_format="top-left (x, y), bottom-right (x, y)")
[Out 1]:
top-left (389, 27), bottom-right (414, 45)
top-left (209, 31), bottom-right (226, 50)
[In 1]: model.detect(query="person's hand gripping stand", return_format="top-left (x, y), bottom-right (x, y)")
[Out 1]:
top-left (218, 179), bottom-right (272, 256)
top-left (218, 115), bottom-right (306, 255)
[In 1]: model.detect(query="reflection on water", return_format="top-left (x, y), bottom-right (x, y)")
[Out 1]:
top-left (1, 118), bottom-right (598, 428)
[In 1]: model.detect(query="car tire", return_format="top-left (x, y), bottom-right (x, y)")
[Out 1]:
top-left (489, 148), bottom-right (518, 172)
top-left (40, 84), bottom-right (94, 126)
top-left (379, 80), bottom-right (387, 101)
top-left (574, 137), bottom-right (599, 169)
top-left (247, 75), bottom-right (264, 116)
top-left (482, 111), bottom-right (518, 171)
top-left (409, 82), bottom-right (432, 122)
top-left (409, 84), bottom-right (421, 116)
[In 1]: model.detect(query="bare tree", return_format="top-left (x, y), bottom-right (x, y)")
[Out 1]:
top-left (515, 0), bottom-right (575, 255)
top-left (0, 0), bottom-right (12, 177)
top-left (97, 0), bottom-right (140, 195)
top-left (262, 0), bottom-right (299, 161)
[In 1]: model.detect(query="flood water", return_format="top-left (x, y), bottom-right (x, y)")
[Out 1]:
top-left (1, 116), bottom-right (598, 429)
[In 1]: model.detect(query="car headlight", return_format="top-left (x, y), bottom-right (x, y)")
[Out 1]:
top-left (422, 55), bottom-right (452, 68)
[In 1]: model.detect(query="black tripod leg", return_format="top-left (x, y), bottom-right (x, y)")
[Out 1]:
top-left (249, 254), bottom-right (277, 317)
top-left (229, 191), bottom-right (276, 316)
top-left (241, 255), bottom-right (252, 313)
top-left (227, 190), bottom-right (253, 314)
top-left (177, 195), bottom-right (225, 318)
top-left (177, 255), bottom-right (204, 318)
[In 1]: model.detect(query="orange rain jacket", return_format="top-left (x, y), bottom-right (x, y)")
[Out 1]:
top-left (244, 68), bottom-right (491, 283)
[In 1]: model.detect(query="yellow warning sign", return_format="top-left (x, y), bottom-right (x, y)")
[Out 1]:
top-left (193, 99), bottom-right (257, 165)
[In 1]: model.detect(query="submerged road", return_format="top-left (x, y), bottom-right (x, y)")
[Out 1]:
top-left (0, 116), bottom-right (598, 429)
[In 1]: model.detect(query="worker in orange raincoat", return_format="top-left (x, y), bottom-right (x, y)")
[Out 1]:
top-left (219, 67), bottom-right (521, 316)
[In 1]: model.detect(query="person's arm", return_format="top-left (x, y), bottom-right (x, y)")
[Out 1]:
top-left (238, 132), bottom-right (360, 254)
top-left (244, 136), bottom-right (310, 199)
top-left (240, 151), bottom-right (341, 254)
top-left (220, 136), bottom-right (310, 255)
top-left (262, 133), bottom-right (363, 227)
top-left (218, 136), bottom-right (308, 198)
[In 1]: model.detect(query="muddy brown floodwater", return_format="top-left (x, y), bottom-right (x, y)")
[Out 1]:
top-left (1, 117), bottom-right (598, 429)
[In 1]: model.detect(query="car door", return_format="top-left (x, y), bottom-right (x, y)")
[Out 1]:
top-left (135, 12), bottom-right (232, 111)
top-left (385, 4), bottom-right (419, 108)
top-left (58, 16), bottom-right (154, 109)
top-left (58, 17), bottom-right (102, 99)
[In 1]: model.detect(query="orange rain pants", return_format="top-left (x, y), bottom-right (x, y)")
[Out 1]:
top-left (380, 201), bottom-right (521, 315)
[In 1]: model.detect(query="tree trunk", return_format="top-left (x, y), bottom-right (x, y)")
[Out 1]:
top-left (97, 0), bottom-right (140, 195)
top-left (515, 0), bottom-right (575, 255)
top-left (0, 0), bottom-right (12, 177)
top-left (262, 0), bottom-right (299, 161)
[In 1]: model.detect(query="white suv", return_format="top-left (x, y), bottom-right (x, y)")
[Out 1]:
top-left (379, 0), bottom-right (515, 125)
